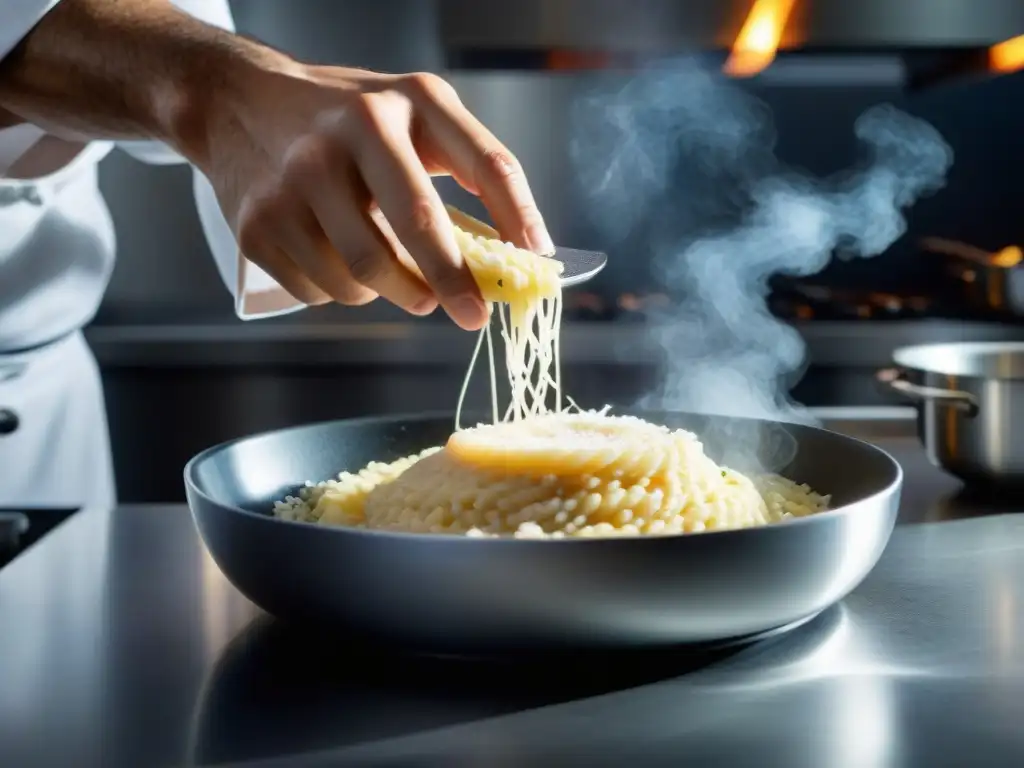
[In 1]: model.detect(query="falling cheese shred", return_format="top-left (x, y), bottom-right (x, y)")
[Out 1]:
top-left (449, 210), bottom-right (566, 429)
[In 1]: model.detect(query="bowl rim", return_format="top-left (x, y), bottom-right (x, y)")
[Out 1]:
top-left (184, 409), bottom-right (904, 545)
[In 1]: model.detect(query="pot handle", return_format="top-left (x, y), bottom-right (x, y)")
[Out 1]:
top-left (876, 368), bottom-right (979, 416)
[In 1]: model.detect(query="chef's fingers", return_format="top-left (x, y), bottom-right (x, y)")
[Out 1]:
top-left (273, 204), bottom-right (378, 307)
top-left (278, 137), bottom-right (436, 315)
top-left (242, 243), bottom-right (332, 306)
top-left (345, 94), bottom-right (487, 331)
top-left (303, 173), bottom-right (438, 316)
top-left (400, 73), bottom-right (554, 255)
top-left (236, 184), bottom-right (348, 306)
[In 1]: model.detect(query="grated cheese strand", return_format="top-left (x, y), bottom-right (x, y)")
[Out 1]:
top-left (450, 215), bottom-right (566, 429)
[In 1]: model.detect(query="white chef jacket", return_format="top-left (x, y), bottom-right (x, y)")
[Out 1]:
top-left (0, 0), bottom-right (305, 510)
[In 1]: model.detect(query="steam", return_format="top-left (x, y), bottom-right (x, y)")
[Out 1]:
top-left (569, 61), bottom-right (952, 471)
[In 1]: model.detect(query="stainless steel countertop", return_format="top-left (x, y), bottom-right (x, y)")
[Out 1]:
top-left (3, 412), bottom-right (1024, 767)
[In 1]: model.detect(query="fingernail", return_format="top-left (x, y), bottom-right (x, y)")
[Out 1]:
top-left (448, 294), bottom-right (488, 330)
top-left (526, 224), bottom-right (555, 255)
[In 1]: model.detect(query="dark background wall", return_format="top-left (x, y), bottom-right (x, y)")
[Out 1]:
top-left (95, 0), bottom-right (1024, 319)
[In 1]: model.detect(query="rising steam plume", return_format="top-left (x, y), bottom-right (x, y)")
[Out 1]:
top-left (569, 61), bottom-right (953, 462)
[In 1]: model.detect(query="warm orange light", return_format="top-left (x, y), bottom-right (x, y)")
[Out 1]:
top-left (990, 35), bottom-right (1024, 73)
top-left (724, 0), bottom-right (797, 77)
top-left (992, 246), bottom-right (1023, 268)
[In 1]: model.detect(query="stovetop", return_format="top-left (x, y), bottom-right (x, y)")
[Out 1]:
top-left (558, 284), bottom-right (1023, 324)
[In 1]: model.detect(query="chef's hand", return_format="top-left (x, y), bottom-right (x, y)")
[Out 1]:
top-left (0, 0), bottom-right (554, 331)
top-left (199, 64), bottom-right (553, 330)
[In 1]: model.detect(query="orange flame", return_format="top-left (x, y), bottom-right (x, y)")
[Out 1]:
top-left (992, 245), bottom-right (1024, 268)
top-left (990, 35), bottom-right (1024, 73)
top-left (724, 0), bottom-right (797, 77)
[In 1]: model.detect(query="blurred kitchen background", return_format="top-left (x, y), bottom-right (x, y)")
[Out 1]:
top-left (88, 0), bottom-right (1024, 501)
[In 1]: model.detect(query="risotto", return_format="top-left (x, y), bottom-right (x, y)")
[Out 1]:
top-left (272, 413), bottom-right (830, 539)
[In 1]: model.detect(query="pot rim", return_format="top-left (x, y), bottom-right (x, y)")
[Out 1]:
top-left (892, 341), bottom-right (1024, 381)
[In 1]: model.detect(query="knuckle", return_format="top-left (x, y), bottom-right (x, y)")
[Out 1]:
top-left (403, 71), bottom-right (458, 102)
top-left (343, 93), bottom-right (391, 133)
top-left (404, 196), bottom-right (442, 237)
top-left (282, 136), bottom-right (334, 184)
top-left (344, 247), bottom-right (389, 286)
top-left (424, 261), bottom-right (473, 298)
top-left (480, 147), bottom-right (523, 183)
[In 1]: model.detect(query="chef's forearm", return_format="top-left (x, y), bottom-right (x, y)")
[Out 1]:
top-left (0, 0), bottom-right (288, 166)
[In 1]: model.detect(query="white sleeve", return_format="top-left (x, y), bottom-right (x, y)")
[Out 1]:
top-left (120, 0), bottom-right (305, 319)
top-left (0, 1), bottom-right (61, 61)
top-left (192, 168), bottom-right (305, 319)
top-left (0, 1), bottom-right (296, 318)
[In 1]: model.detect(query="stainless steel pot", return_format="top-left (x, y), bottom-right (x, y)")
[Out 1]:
top-left (878, 341), bottom-right (1024, 485)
